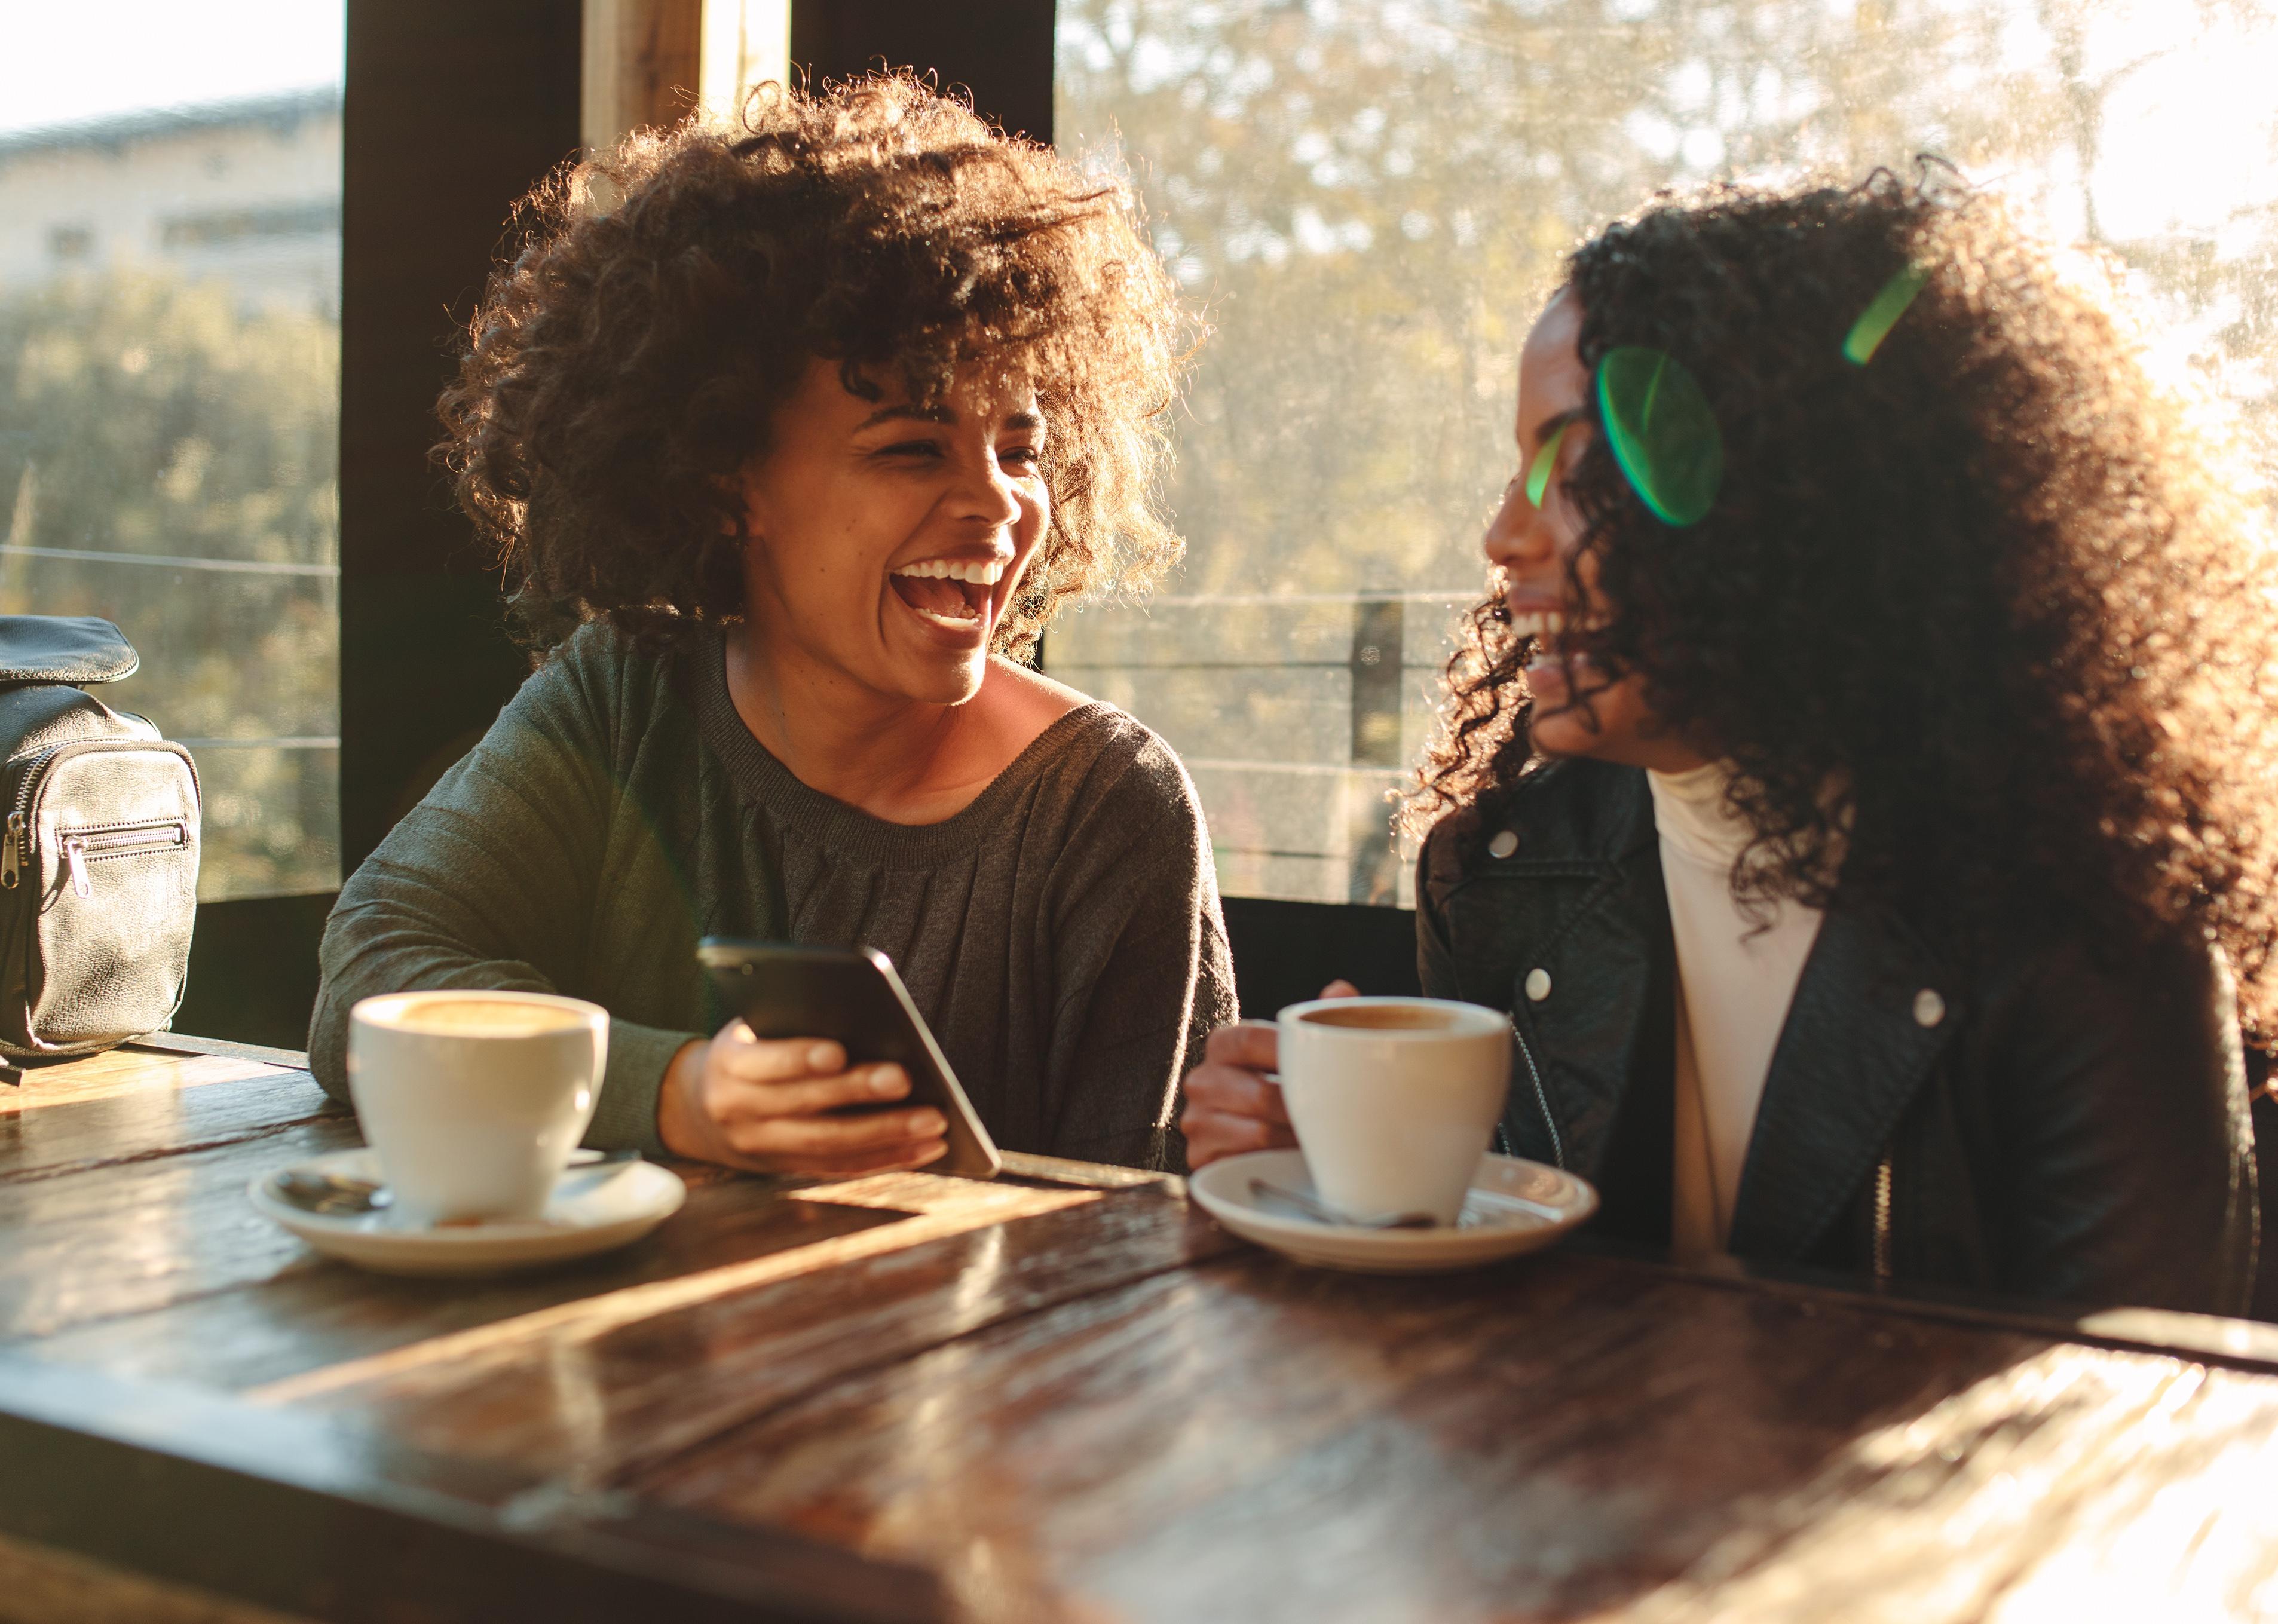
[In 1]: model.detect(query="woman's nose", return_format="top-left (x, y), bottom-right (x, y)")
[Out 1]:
top-left (1482, 483), bottom-right (1554, 570)
top-left (953, 451), bottom-right (1024, 528)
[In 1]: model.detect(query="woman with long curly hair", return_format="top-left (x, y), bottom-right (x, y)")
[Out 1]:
top-left (1185, 173), bottom-right (2267, 1311)
top-left (310, 75), bottom-right (1233, 1174)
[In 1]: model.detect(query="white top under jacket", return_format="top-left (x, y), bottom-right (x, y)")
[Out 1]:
top-left (1646, 761), bottom-right (1827, 1257)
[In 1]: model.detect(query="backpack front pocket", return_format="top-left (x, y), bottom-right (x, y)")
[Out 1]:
top-left (54, 819), bottom-right (192, 898)
top-left (5, 741), bottom-right (200, 1051)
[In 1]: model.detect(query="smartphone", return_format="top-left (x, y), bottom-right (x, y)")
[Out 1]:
top-left (696, 938), bottom-right (1001, 1180)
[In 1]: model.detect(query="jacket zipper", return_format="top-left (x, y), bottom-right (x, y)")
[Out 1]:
top-left (0, 741), bottom-right (198, 891)
top-left (1508, 1013), bottom-right (1565, 1169)
top-left (1872, 1148), bottom-right (1895, 1285)
top-left (57, 821), bottom-right (189, 898)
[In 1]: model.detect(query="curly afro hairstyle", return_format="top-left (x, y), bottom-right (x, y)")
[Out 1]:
top-left (436, 73), bottom-right (1190, 660)
top-left (1411, 170), bottom-right (2278, 1037)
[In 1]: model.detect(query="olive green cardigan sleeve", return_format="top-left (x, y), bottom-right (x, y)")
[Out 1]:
top-left (307, 630), bottom-right (710, 1154)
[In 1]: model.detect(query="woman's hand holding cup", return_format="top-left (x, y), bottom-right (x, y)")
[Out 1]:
top-left (1181, 980), bottom-right (1357, 1169)
top-left (659, 1018), bottom-right (948, 1175)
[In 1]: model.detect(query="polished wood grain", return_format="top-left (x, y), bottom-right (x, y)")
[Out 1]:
top-left (8, 1044), bottom-right (2278, 1623)
top-left (628, 1252), bottom-right (2278, 1622)
top-left (0, 1529), bottom-right (315, 1624)
top-left (0, 1044), bottom-right (333, 1183)
top-left (264, 1182), bottom-right (1232, 1484)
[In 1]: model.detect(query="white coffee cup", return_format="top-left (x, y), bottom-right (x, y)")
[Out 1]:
top-left (347, 989), bottom-right (608, 1226)
top-left (1275, 995), bottom-right (1511, 1227)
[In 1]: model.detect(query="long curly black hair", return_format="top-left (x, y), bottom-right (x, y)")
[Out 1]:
top-left (1410, 171), bottom-right (2278, 1036)
top-left (436, 73), bottom-right (1190, 659)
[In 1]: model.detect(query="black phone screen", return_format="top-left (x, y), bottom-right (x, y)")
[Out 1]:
top-left (695, 938), bottom-right (1001, 1180)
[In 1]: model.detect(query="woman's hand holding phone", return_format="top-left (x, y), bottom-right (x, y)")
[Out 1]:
top-left (659, 1018), bottom-right (950, 1175)
top-left (1180, 979), bottom-right (1357, 1169)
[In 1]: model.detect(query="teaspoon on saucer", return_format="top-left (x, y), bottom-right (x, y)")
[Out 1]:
top-left (274, 1148), bottom-right (641, 1217)
top-left (1247, 1178), bottom-right (1439, 1230)
top-left (1246, 1175), bottom-right (1569, 1230)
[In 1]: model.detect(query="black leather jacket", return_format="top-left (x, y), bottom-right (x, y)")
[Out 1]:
top-left (1417, 758), bottom-right (2259, 1316)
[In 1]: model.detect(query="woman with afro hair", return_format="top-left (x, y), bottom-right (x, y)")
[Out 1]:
top-left (1186, 172), bottom-right (2269, 1313)
top-left (310, 75), bottom-right (1233, 1175)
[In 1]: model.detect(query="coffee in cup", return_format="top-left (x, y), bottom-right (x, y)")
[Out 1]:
top-left (1275, 995), bottom-right (1510, 1226)
top-left (348, 989), bottom-right (608, 1225)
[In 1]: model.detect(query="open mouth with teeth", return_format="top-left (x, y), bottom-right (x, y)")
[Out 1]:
top-left (889, 557), bottom-right (1008, 633)
top-left (1507, 608), bottom-right (1566, 645)
top-left (1510, 606), bottom-right (1613, 680)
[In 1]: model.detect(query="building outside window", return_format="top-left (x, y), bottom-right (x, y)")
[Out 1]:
top-left (1052, 0), bottom-right (2278, 908)
top-left (0, 2), bottom-right (344, 902)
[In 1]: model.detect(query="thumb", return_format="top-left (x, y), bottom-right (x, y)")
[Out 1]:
top-left (1320, 979), bottom-right (1361, 998)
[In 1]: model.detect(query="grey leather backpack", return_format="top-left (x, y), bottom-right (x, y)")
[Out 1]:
top-left (0, 617), bottom-right (200, 1059)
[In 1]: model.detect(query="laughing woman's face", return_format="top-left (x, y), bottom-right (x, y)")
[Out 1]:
top-left (737, 357), bottom-right (1050, 709)
top-left (1481, 290), bottom-right (1708, 773)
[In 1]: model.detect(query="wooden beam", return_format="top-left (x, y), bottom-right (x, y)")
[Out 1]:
top-left (789, 1), bottom-right (1056, 145)
top-left (699, 0), bottom-right (791, 125)
top-left (339, 1), bottom-right (581, 876)
top-left (581, 0), bottom-right (704, 149)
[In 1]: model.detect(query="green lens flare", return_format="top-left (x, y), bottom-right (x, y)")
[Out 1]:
top-left (1843, 265), bottom-right (1928, 366)
top-left (1525, 420), bottom-right (1572, 508)
top-left (1597, 347), bottom-right (1723, 528)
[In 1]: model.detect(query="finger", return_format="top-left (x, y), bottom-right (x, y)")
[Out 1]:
top-left (1321, 979), bottom-right (1360, 998)
top-left (728, 1105), bottom-right (948, 1159)
top-left (1181, 1108), bottom-right (1297, 1167)
top-left (1202, 1020), bottom-right (1279, 1070)
top-left (710, 1031), bottom-right (847, 1083)
top-left (708, 1064), bottom-right (910, 1120)
top-left (705, 1135), bottom-right (950, 1179)
top-left (1183, 1062), bottom-right (1291, 1124)
top-left (771, 1138), bottom-right (951, 1178)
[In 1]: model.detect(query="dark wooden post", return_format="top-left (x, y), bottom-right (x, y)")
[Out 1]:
top-left (336, 0), bottom-right (583, 873)
top-left (791, 1), bottom-right (1056, 143)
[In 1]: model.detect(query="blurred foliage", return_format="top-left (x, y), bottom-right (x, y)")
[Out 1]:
top-left (1056, 0), bottom-right (2278, 598)
top-left (0, 271), bottom-right (340, 899)
top-left (1052, 0), bottom-right (2278, 902)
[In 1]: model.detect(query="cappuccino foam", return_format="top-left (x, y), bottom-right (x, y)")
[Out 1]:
top-left (1299, 1004), bottom-right (1459, 1032)
top-left (384, 997), bottom-right (586, 1038)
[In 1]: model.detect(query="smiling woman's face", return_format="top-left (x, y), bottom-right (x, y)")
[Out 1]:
top-left (736, 357), bottom-right (1049, 708)
top-left (1481, 290), bottom-right (1707, 772)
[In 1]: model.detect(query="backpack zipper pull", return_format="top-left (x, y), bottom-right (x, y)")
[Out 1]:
top-left (62, 836), bottom-right (89, 899)
top-left (1, 813), bottom-right (22, 890)
top-left (1872, 1148), bottom-right (1896, 1285)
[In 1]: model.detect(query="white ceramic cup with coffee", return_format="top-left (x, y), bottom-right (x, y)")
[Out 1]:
top-left (347, 989), bottom-right (608, 1225)
top-left (1275, 995), bottom-right (1511, 1226)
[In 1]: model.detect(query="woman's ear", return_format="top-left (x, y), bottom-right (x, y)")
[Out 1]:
top-left (716, 463), bottom-right (757, 539)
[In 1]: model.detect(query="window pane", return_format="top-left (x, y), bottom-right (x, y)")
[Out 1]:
top-left (0, 4), bottom-right (343, 901)
top-left (1053, 0), bottom-right (2278, 905)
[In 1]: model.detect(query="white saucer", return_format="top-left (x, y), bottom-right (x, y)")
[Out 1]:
top-left (249, 1148), bottom-right (687, 1277)
top-left (1189, 1148), bottom-right (1597, 1274)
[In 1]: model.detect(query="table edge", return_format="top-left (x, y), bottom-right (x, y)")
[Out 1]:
top-left (0, 1348), bottom-right (944, 1624)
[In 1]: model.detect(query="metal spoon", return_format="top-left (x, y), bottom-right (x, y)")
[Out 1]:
top-left (1246, 1176), bottom-right (1569, 1230)
top-left (274, 1148), bottom-right (641, 1217)
top-left (1247, 1178), bottom-right (1438, 1230)
top-left (272, 1167), bottom-right (392, 1217)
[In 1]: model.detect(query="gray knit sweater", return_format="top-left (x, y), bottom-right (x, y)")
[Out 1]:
top-left (308, 621), bottom-right (1236, 1169)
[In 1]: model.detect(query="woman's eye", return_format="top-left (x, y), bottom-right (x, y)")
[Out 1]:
top-left (878, 440), bottom-right (944, 460)
top-left (1000, 445), bottom-right (1043, 470)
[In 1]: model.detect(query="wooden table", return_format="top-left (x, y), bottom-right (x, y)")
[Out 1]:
top-left (7, 1041), bottom-right (2278, 1623)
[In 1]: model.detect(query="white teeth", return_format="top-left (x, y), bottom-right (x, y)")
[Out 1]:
top-left (1509, 610), bottom-right (1566, 641)
top-left (892, 559), bottom-right (1008, 585)
top-left (911, 604), bottom-right (984, 629)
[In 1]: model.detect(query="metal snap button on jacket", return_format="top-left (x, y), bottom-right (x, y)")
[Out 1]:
top-left (1489, 829), bottom-right (1519, 859)
top-left (1524, 967), bottom-right (1551, 1002)
top-left (1913, 988), bottom-right (1946, 1028)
